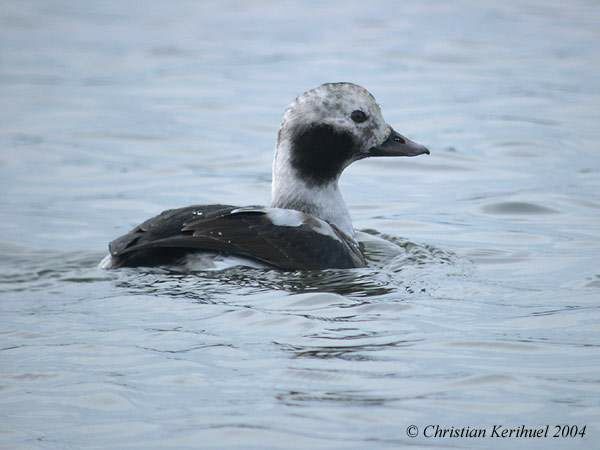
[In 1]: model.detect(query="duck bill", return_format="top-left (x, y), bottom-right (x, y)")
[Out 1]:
top-left (369, 127), bottom-right (430, 157)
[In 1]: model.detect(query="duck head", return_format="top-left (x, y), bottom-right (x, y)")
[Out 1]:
top-left (272, 82), bottom-right (429, 236)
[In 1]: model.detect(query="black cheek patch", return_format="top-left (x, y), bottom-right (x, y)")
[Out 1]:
top-left (290, 123), bottom-right (358, 186)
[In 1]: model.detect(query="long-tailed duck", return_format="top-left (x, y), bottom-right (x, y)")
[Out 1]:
top-left (101, 82), bottom-right (429, 270)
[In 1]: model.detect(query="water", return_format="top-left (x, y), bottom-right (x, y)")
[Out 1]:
top-left (1, 1), bottom-right (600, 449)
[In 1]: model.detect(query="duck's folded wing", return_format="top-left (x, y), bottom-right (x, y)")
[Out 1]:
top-left (109, 204), bottom-right (235, 259)
top-left (108, 205), bottom-right (365, 270)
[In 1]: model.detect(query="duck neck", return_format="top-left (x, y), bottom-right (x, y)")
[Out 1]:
top-left (270, 143), bottom-right (354, 237)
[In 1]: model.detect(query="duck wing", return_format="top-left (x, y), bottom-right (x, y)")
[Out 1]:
top-left (108, 205), bottom-right (366, 270)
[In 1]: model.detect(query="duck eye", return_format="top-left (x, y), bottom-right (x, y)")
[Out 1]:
top-left (350, 110), bottom-right (368, 123)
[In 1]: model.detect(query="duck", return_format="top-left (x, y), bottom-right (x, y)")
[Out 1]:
top-left (100, 82), bottom-right (429, 270)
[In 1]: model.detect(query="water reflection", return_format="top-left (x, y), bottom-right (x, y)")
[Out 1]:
top-left (276, 338), bottom-right (423, 361)
top-left (277, 390), bottom-right (391, 406)
top-left (115, 267), bottom-right (396, 302)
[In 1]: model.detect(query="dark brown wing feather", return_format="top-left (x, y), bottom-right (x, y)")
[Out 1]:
top-left (108, 205), bottom-right (365, 270)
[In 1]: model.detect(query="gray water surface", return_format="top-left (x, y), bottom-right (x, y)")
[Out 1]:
top-left (1, 1), bottom-right (600, 449)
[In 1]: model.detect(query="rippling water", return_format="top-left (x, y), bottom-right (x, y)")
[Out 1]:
top-left (2, 1), bottom-right (600, 449)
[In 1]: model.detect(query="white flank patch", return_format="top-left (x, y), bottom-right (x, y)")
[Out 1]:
top-left (265, 208), bottom-right (305, 227)
top-left (184, 253), bottom-right (266, 271)
top-left (98, 254), bottom-right (113, 269)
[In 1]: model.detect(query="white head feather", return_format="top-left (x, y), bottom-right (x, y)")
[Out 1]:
top-left (271, 83), bottom-right (391, 237)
